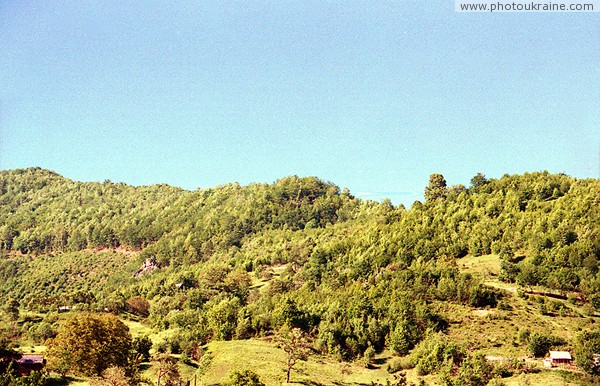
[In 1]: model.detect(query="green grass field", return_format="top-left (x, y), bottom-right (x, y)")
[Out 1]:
top-left (179, 338), bottom-right (425, 386)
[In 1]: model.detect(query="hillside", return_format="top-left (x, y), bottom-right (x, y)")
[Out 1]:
top-left (1, 167), bottom-right (600, 385)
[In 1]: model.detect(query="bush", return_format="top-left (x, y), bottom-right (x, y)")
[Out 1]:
top-left (362, 346), bottom-right (376, 368)
top-left (526, 332), bottom-right (561, 358)
top-left (224, 370), bottom-right (265, 386)
top-left (454, 353), bottom-right (493, 386)
top-left (387, 356), bottom-right (413, 373)
top-left (126, 296), bottom-right (150, 317)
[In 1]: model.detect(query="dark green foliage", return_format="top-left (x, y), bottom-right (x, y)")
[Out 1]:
top-left (0, 366), bottom-right (47, 386)
top-left (424, 174), bottom-right (448, 202)
top-left (0, 332), bottom-right (21, 374)
top-left (526, 332), bottom-right (561, 358)
top-left (470, 173), bottom-right (489, 191)
top-left (133, 335), bottom-right (153, 362)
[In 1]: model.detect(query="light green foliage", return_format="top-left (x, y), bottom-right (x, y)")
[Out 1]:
top-left (454, 353), bottom-right (493, 386)
top-left (224, 369), bottom-right (265, 386)
top-left (574, 329), bottom-right (600, 374)
top-left (362, 345), bottom-right (376, 368)
top-left (410, 333), bottom-right (464, 376)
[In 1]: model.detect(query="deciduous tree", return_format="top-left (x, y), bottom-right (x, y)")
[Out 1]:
top-left (274, 327), bottom-right (312, 383)
top-left (46, 313), bottom-right (133, 376)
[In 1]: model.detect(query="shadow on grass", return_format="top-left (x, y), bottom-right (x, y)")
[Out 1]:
top-left (46, 376), bottom-right (78, 386)
top-left (183, 360), bottom-right (199, 368)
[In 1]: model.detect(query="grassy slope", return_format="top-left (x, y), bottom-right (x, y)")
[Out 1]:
top-left (189, 339), bottom-right (429, 386)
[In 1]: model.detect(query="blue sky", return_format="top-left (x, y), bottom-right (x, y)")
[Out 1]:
top-left (1, 1), bottom-right (598, 205)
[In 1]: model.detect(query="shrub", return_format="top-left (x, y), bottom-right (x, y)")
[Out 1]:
top-left (387, 356), bottom-right (413, 373)
top-left (224, 370), bottom-right (265, 386)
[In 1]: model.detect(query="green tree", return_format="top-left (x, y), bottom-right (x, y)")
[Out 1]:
top-left (574, 329), bottom-right (600, 374)
top-left (274, 327), bottom-right (312, 384)
top-left (362, 345), bottom-right (376, 368)
top-left (224, 370), bottom-right (265, 386)
top-left (46, 313), bottom-right (133, 376)
top-left (470, 173), bottom-right (488, 190)
top-left (424, 174), bottom-right (448, 202)
top-left (0, 332), bottom-right (21, 374)
top-left (527, 332), bottom-right (553, 358)
top-left (4, 299), bottom-right (19, 321)
top-left (133, 335), bottom-right (152, 362)
top-left (454, 353), bottom-right (493, 386)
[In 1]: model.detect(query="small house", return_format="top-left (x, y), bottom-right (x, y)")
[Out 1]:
top-left (16, 354), bottom-right (45, 376)
top-left (547, 351), bottom-right (572, 366)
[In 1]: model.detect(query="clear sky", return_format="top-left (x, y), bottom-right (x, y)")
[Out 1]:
top-left (1, 1), bottom-right (598, 205)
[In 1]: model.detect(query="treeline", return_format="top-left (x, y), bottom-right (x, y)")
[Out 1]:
top-left (0, 168), bottom-right (353, 259)
top-left (1, 168), bottom-right (599, 364)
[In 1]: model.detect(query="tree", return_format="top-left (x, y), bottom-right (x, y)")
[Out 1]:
top-left (527, 332), bottom-right (553, 358)
top-left (133, 335), bottom-right (152, 362)
top-left (224, 370), bottom-right (265, 386)
top-left (362, 345), bottom-right (376, 368)
top-left (4, 299), bottom-right (19, 320)
top-left (274, 327), bottom-right (312, 384)
top-left (574, 329), bottom-right (600, 374)
top-left (424, 174), bottom-right (448, 202)
top-left (153, 354), bottom-right (180, 386)
top-left (0, 331), bottom-right (21, 374)
top-left (126, 296), bottom-right (150, 318)
top-left (90, 366), bottom-right (131, 386)
top-left (470, 173), bottom-right (488, 190)
top-left (454, 353), bottom-right (493, 386)
top-left (46, 313), bottom-right (133, 376)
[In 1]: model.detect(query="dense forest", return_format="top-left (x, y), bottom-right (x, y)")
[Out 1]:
top-left (1, 167), bottom-right (599, 385)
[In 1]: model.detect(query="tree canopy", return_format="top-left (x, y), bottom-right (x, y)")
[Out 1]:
top-left (46, 313), bottom-right (132, 376)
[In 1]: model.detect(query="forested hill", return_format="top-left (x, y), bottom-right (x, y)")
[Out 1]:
top-left (0, 167), bottom-right (353, 259)
top-left (1, 167), bottom-right (599, 364)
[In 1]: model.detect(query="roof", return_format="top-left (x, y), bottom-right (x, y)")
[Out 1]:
top-left (17, 354), bottom-right (45, 365)
top-left (549, 351), bottom-right (572, 360)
